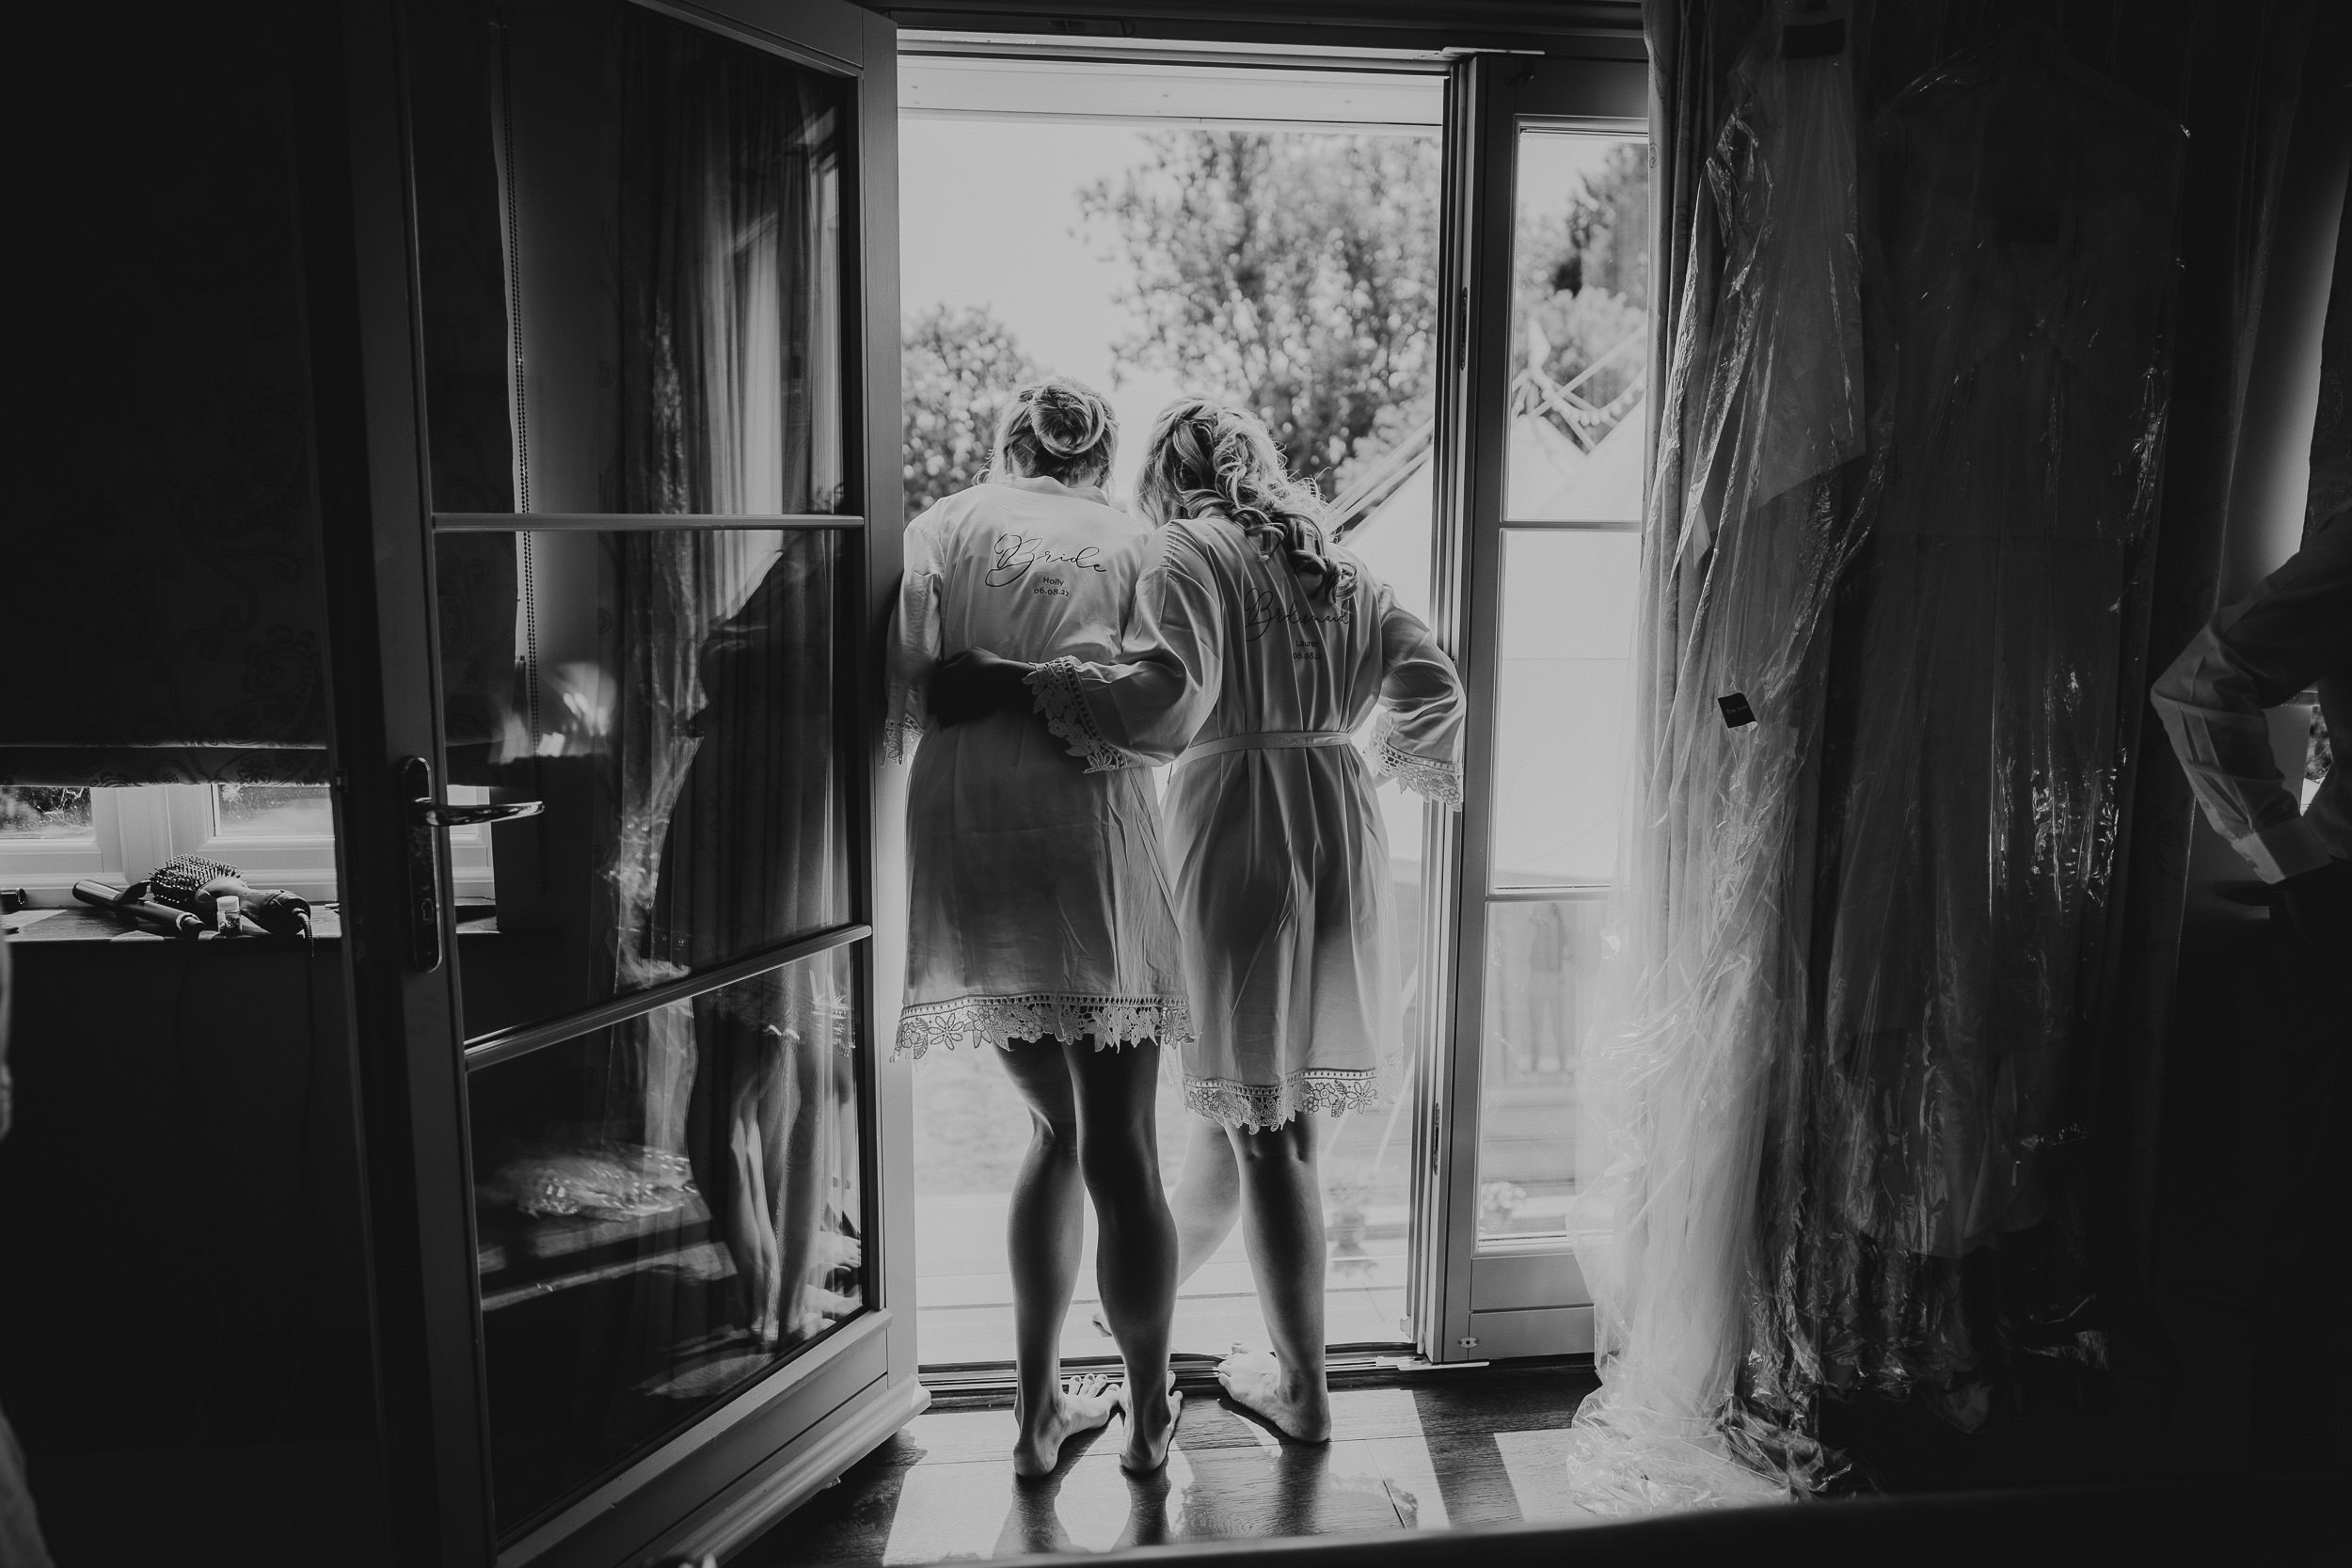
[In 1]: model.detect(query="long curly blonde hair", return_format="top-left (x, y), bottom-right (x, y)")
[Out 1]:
top-left (1135, 398), bottom-right (1356, 600)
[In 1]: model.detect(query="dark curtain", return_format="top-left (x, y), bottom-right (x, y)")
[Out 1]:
top-left (3, 2), bottom-right (329, 788)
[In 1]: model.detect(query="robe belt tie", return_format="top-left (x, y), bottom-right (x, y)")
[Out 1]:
top-left (1177, 730), bottom-right (1356, 766)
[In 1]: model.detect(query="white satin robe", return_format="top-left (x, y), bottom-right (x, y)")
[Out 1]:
top-left (1026, 515), bottom-right (1464, 1129)
top-left (884, 476), bottom-right (1190, 1058)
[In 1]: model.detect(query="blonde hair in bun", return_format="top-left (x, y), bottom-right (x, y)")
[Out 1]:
top-left (1136, 398), bottom-right (1356, 601)
top-left (993, 375), bottom-right (1118, 488)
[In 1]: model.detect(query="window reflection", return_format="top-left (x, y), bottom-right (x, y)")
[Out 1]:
top-left (1475, 897), bottom-right (1604, 1241)
top-left (471, 946), bottom-right (864, 1532)
top-left (440, 529), bottom-right (850, 1039)
top-left (409, 0), bottom-right (847, 517)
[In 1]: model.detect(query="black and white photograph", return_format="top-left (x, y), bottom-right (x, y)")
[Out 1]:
top-left (2, 1), bottom-right (2344, 1564)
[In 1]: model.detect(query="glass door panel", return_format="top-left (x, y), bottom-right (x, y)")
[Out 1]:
top-left (470, 945), bottom-right (864, 1535)
top-left (1429, 53), bottom-right (1647, 1363)
top-left (408, 0), bottom-right (850, 521)
top-left (1474, 895), bottom-right (1604, 1242)
top-left (1473, 531), bottom-right (1636, 1243)
top-left (1502, 132), bottom-right (1650, 524)
top-left (380, 0), bottom-right (900, 1552)
top-left (437, 525), bottom-right (854, 1041)
top-left (1486, 529), bottom-right (1639, 889)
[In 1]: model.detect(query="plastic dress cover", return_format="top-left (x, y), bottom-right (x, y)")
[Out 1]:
top-left (1565, 0), bottom-right (1868, 1511)
top-left (1565, 8), bottom-right (2184, 1504)
top-left (1752, 29), bottom-right (2182, 1427)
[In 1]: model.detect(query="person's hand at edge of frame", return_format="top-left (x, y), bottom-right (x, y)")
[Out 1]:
top-left (932, 648), bottom-right (1036, 727)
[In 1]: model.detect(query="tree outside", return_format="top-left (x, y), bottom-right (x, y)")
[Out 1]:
top-left (900, 302), bottom-right (1038, 519)
top-left (1513, 139), bottom-right (1648, 416)
top-left (897, 131), bottom-right (1647, 514)
top-left (1080, 132), bottom-right (1440, 499)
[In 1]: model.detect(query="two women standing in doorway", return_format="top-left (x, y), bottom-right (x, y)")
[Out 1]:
top-left (889, 380), bottom-right (1464, 1471)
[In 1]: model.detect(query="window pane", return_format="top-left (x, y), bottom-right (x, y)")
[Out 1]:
top-left (1505, 130), bottom-right (1649, 523)
top-left (1475, 896), bottom-right (1604, 1242)
top-left (442, 529), bottom-right (851, 1039)
top-left (1490, 529), bottom-right (1638, 888)
top-left (212, 784), bottom-right (332, 837)
top-left (470, 945), bottom-right (865, 1533)
top-left (0, 787), bottom-right (93, 843)
top-left (407, 0), bottom-right (848, 517)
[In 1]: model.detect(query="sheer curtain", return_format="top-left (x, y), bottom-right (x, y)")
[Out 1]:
top-left (1564, 0), bottom-right (1865, 1511)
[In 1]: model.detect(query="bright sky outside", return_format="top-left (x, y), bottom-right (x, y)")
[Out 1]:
top-left (898, 118), bottom-right (1198, 501)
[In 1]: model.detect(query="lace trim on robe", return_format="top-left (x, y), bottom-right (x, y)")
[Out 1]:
top-left (893, 992), bottom-right (1194, 1060)
top-left (1025, 657), bottom-right (1136, 773)
top-left (1368, 714), bottom-right (1463, 808)
top-left (883, 715), bottom-right (921, 766)
top-left (1183, 1069), bottom-right (1382, 1132)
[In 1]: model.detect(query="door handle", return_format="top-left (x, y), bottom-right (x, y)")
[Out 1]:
top-left (412, 798), bottom-right (545, 830)
top-left (393, 756), bottom-right (543, 972)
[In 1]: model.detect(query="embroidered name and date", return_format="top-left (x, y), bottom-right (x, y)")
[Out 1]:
top-left (986, 531), bottom-right (1108, 597)
top-left (1245, 586), bottom-right (1354, 660)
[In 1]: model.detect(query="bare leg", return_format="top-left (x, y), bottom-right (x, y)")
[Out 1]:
top-left (1218, 1113), bottom-right (1332, 1442)
top-left (1064, 1036), bottom-right (1182, 1472)
top-left (997, 1038), bottom-right (1119, 1477)
top-left (1170, 1114), bottom-right (1244, 1287)
top-left (726, 1092), bottom-right (781, 1345)
top-left (771, 1030), bottom-right (834, 1338)
top-left (1095, 1114), bottom-right (1240, 1338)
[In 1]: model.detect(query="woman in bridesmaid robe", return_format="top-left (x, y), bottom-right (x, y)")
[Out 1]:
top-left (938, 398), bottom-right (1464, 1441)
top-left (886, 377), bottom-right (1187, 1475)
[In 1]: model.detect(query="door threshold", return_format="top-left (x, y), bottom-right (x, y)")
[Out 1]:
top-left (919, 1344), bottom-right (1600, 1405)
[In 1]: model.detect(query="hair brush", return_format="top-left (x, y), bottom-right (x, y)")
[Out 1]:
top-left (146, 854), bottom-right (312, 937)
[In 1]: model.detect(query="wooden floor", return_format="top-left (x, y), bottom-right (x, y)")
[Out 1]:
top-left (739, 1366), bottom-right (1605, 1565)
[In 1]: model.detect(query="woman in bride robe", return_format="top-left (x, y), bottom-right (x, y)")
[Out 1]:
top-left (885, 377), bottom-right (1186, 1475)
top-left (937, 398), bottom-right (1464, 1442)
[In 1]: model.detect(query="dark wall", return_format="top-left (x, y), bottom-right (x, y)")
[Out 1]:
top-left (0, 934), bottom-right (387, 1565)
top-left (6, 6), bottom-right (389, 1562)
top-left (0, 940), bottom-right (375, 1450)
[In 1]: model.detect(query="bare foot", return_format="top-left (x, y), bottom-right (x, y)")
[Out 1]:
top-left (1215, 1350), bottom-right (1330, 1443)
top-left (1114, 1372), bottom-right (1183, 1474)
top-left (1012, 1372), bottom-right (1120, 1479)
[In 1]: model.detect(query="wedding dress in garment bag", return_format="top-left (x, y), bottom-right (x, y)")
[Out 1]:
top-left (1561, 0), bottom-right (1869, 1511)
top-left (1796, 26), bottom-right (2183, 1403)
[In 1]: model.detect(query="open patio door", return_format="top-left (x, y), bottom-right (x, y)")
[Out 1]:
top-left (1411, 49), bottom-right (1652, 1365)
top-left (307, 0), bottom-right (916, 1562)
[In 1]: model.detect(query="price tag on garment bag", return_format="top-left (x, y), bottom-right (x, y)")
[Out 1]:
top-left (1718, 692), bottom-right (1757, 730)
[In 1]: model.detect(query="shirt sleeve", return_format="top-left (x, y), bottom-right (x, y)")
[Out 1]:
top-left (1365, 584), bottom-right (1466, 808)
top-left (2150, 512), bottom-right (2352, 882)
top-left (883, 512), bottom-right (944, 765)
top-left (1025, 527), bottom-right (1224, 770)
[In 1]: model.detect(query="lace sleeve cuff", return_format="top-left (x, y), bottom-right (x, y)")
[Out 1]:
top-left (883, 715), bottom-right (920, 766)
top-left (1026, 657), bottom-right (1137, 773)
top-left (1370, 716), bottom-right (1462, 808)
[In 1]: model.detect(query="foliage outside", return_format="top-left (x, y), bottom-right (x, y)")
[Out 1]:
top-left (898, 131), bottom-right (1648, 511)
top-left (1082, 133), bottom-right (1439, 499)
top-left (901, 303), bottom-right (1039, 519)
